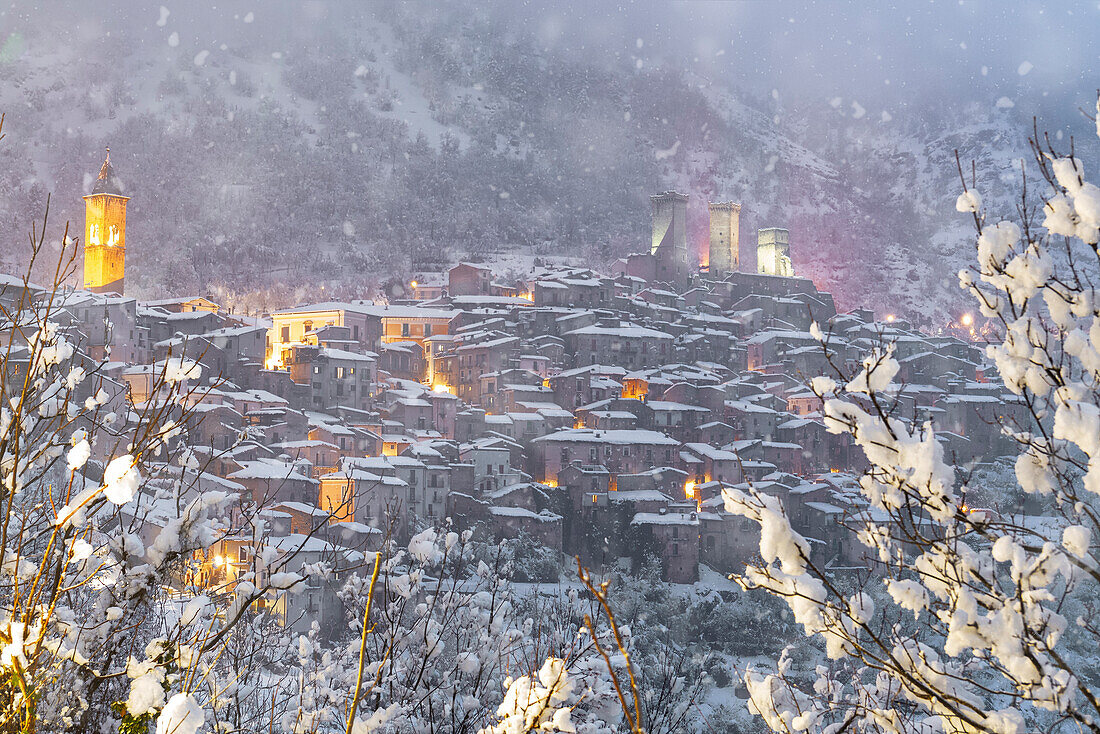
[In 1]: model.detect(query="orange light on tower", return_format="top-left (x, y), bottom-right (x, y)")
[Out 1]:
top-left (83, 148), bottom-right (130, 295)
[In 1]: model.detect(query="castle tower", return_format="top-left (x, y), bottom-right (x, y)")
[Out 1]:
top-left (650, 191), bottom-right (689, 287)
top-left (707, 201), bottom-right (741, 275)
top-left (757, 227), bottom-right (793, 277)
top-left (83, 148), bottom-right (129, 295)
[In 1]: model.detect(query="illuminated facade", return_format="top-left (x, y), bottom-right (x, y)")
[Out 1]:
top-left (707, 201), bottom-right (741, 275)
top-left (757, 227), bottom-right (793, 277)
top-left (83, 149), bottom-right (130, 295)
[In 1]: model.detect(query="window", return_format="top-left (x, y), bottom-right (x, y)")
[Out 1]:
top-left (336, 366), bottom-right (346, 379)
top-left (425, 323), bottom-right (433, 337)
top-left (672, 543), bottom-right (679, 556)
top-left (303, 320), bottom-right (313, 333)
top-left (402, 323), bottom-right (411, 337)
top-left (281, 326), bottom-right (290, 342)
top-left (353, 325), bottom-right (360, 340)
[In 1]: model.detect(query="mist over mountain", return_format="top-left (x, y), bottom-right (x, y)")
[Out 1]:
top-left (0, 0), bottom-right (1095, 324)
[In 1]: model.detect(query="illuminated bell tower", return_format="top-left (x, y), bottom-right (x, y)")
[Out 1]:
top-left (83, 148), bottom-right (129, 295)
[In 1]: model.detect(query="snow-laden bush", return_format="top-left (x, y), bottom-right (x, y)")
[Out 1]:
top-left (722, 106), bottom-right (1100, 733)
top-left (0, 177), bottom-right (324, 732)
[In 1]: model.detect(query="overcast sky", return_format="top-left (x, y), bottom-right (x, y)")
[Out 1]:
top-left (13, 0), bottom-right (1097, 122)
top-left (498, 0), bottom-right (1097, 116)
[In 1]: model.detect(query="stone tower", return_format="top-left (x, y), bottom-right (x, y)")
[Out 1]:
top-left (83, 148), bottom-right (129, 295)
top-left (757, 227), bottom-right (793, 277)
top-left (707, 201), bottom-right (741, 275)
top-left (650, 191), bottom-right (689, 287)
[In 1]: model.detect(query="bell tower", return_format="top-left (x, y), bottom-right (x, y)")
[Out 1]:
top-left (83, 148), bottom-right (129, 295)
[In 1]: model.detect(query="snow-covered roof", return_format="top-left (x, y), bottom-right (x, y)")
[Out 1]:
top-left (489, 506), bottom-right (561, 522)
top-left (630, 512), bottom-right (699, 526)
top-left (533, 428), bottom-right (680, 446)
top-left (565, 324), bottom-right (673, 339)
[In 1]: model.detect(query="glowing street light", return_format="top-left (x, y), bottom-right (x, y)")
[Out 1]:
top-left (960, 313), bottom-right (974, 327)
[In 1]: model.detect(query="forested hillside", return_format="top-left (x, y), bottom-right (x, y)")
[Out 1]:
top-left (0, 1), bottom-right (1087, 323)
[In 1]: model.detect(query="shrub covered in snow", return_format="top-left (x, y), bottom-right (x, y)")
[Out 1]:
top-left (722, 106), bottom-right (1100, 733)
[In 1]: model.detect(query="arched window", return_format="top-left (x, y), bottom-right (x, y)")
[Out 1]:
top-left (303, 320), bottom-right (313, 334)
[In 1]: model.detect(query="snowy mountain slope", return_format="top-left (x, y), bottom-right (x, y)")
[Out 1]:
top-left (0, 2), bottom-right (1083, 323)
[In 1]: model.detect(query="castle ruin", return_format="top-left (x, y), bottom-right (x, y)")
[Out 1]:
top-left (707, 201), bottom-right (740, 276)
top-left (757, 227), bottom-right (793, 277)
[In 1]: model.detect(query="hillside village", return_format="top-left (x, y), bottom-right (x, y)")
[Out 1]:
top-left (2, 155), bottom-right (1029, 634)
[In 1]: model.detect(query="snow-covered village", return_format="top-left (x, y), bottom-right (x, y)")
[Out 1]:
top-left (1, 2), bottom-right (1100, 733)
